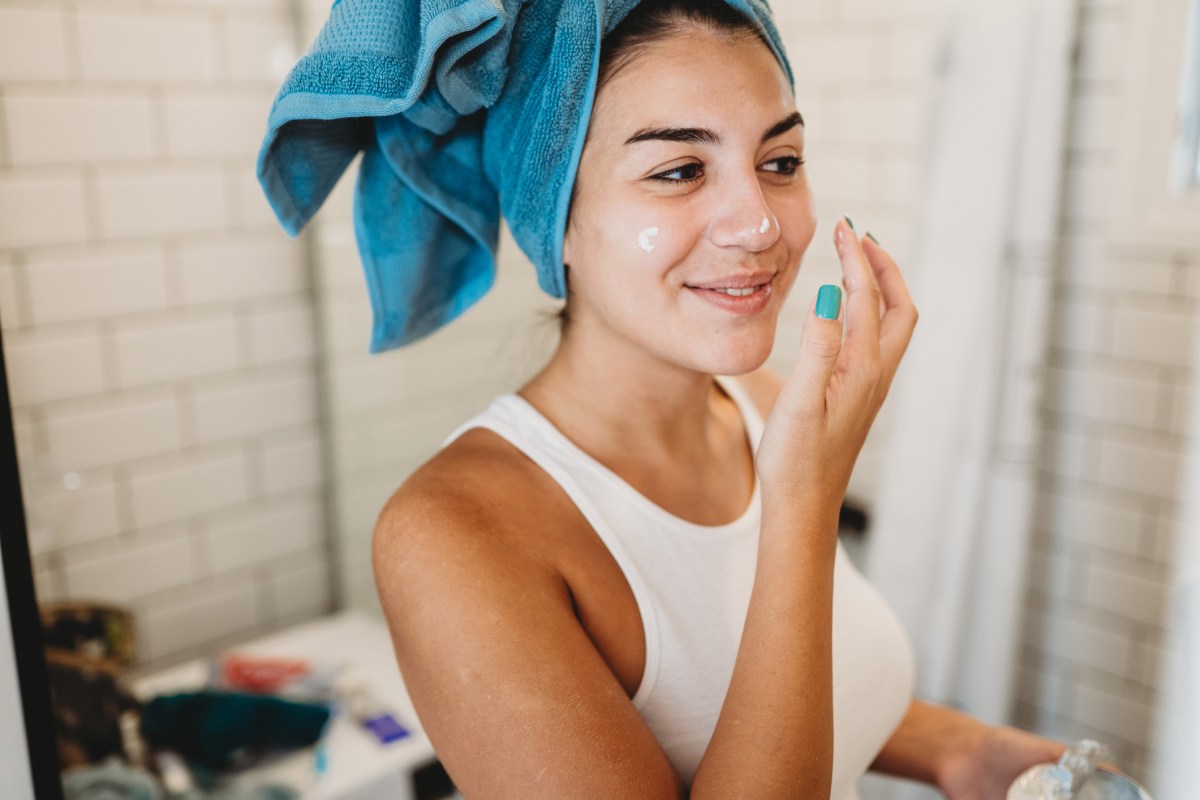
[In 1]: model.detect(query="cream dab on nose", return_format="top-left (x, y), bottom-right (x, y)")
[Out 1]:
top-left (759, 217), bottom-right (771, 234)
top-left (636, 226), bottom-right (660, 254)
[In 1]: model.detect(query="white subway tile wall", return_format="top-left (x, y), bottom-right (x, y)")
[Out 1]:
top-left (0, 7), bottom-right (72, 82)
top-left (1014, 0), bottom-right (1195, 788)
top-left (0, 173), bottom-right (91, 248)
top-left (0, 0), bottom-right (328, 672)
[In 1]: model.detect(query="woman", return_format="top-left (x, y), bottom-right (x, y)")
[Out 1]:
top-left (372, 2), bottom-right (1063, 798)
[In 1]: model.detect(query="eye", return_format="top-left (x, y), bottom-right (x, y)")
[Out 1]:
top-left (649, 162), bottom-right (704, 184)
top-left (764, 155), bottom-right (805, 175)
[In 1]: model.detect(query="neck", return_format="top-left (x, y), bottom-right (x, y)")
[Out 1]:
top-left (520, 314), bottom-right (733, 462)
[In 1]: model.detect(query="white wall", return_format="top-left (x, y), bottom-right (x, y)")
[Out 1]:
top-left (763, 1), bottom-right (1188, 787)
top-left (1012, 0), bottom-right (1198, 787)
top-left (0, 0), bottom-right (332, 673)
top-left (791, 0), bottom-right (1191, 788)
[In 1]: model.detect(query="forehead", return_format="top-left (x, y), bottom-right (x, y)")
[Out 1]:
top-left (590, 29), bottom-right (795, 138)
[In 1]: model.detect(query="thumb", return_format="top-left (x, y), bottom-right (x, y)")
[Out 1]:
top-left (781, 283), bottom-right (844, 412)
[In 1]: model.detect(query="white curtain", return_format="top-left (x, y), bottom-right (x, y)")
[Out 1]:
top-left (1149, 302), bottom-right (1200, 791)
top-left (859, 0), bottom-right (1079, 797)
top-left (1149, 4), bottom-right (1200, 793)
top-left (1150, 528), bottom-right (1199, 800)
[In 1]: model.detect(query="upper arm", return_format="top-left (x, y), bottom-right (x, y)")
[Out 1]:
top-left (371, 459), bottom-right (684, 800)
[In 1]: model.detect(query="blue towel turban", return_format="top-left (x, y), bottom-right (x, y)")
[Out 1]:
top-left (256, 0), bottom-right (795, 353)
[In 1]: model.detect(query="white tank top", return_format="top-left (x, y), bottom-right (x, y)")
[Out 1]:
top-left (440, 374), bottom-right (917, 798)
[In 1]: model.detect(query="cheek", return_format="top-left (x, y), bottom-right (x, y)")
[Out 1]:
top-left (617, 206), bottom-right (697, 269)
top-left (629, 222), bottom-right (692, 265)
top-left (583, 194), bottom-right (696, 273)
top-left (634, 224), bottom-right (661, 254)
top-left (781, 194), bottom-right (818, 250)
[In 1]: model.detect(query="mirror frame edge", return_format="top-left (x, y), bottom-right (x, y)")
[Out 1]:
top-left (0, 321), bottom-right (66, 799)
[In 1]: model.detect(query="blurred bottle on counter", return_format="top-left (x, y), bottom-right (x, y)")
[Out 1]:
top-left (1006, 739), bottom-right (1154, 799)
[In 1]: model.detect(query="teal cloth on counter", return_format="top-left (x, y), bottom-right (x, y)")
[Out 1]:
top-left (256, 0), bottom-right (795, 353)
top-left (139, 691), bottom-right (330, 772)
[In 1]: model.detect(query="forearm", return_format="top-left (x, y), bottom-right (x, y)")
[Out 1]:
top-left (691, 498), bottom-right (841, 800)
top-left (868, 698), bottom-right (990, 790)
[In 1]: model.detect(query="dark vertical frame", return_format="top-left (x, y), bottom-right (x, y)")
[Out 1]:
top-left (0, 322), bottom-right (65, 798)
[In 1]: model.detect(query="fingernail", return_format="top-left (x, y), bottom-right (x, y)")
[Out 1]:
top-left (865, 231), bottom-right (879, 245)
top-left (816, 284), bottom-right (842, 320)
top-left (843, 214), bottom-right (855, 233)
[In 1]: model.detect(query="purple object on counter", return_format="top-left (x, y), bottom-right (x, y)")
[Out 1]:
top-left (363, 714), bottom-right (410, 744)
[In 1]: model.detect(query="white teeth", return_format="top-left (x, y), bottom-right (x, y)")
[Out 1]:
top-left (712, 286), bottom-right (758, 296)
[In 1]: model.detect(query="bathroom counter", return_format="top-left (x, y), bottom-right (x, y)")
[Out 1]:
top-left (131, 609), bottom-right (462, 800)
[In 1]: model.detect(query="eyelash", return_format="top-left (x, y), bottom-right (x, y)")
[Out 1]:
top-left (649, 155), bottom-right (806, 184)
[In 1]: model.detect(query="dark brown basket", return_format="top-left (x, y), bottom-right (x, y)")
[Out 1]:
top-left (39, 601), bottom-right (136, 668)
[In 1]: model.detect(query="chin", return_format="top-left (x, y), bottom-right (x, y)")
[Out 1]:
top-left (682, 323), bottom-right (777, 377)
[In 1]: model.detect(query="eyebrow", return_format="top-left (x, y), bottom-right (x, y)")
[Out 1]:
top-left (622, 110), bottom-right (804, 147)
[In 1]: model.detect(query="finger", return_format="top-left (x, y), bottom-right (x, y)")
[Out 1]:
top-left (861, 233), bottom-right (915, 323)
top-left (861, 234), bottom-right (918, 372)
top-left (778, 284), bottom-right (844, 414)
top-left (834, 217), bottom-right (882, 364)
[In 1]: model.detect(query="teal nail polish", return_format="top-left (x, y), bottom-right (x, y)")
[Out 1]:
top-left (843, 214), bottom-right (855, 233)
top-left (816, 284), bottom-right (842, 320)
top-left (865, 231), bottom-right (879, 245)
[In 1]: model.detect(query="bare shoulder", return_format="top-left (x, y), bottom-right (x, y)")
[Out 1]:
top-left (373, 426), bottom-right (557, 572)
top-left (731, 363), bottom-right (785, 421)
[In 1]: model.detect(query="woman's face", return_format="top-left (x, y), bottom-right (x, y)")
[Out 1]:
top-left (562, 27), bottom-right (817, 376)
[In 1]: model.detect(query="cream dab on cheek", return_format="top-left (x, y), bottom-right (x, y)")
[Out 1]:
top-left (636, 225), bottom-right (660, 254)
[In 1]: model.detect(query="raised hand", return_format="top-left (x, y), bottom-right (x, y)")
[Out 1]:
top-left (755, 218), bottom-right (919, 519)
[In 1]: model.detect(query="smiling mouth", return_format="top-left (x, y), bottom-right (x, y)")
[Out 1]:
top-left (703, 285), bottom-right (766, 296)
top-left (685, 282), bottom-right (774, 315)
top-left (684, 270), bottom-right (777, 293)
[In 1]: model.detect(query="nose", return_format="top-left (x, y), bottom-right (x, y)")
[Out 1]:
top-left (708, 172), bottom-right (780, 252)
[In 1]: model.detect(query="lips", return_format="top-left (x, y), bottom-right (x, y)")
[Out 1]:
top-left (686, 281), bottom-right (773, 315)
top-left (685, 270), bottom-right (776, 290)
